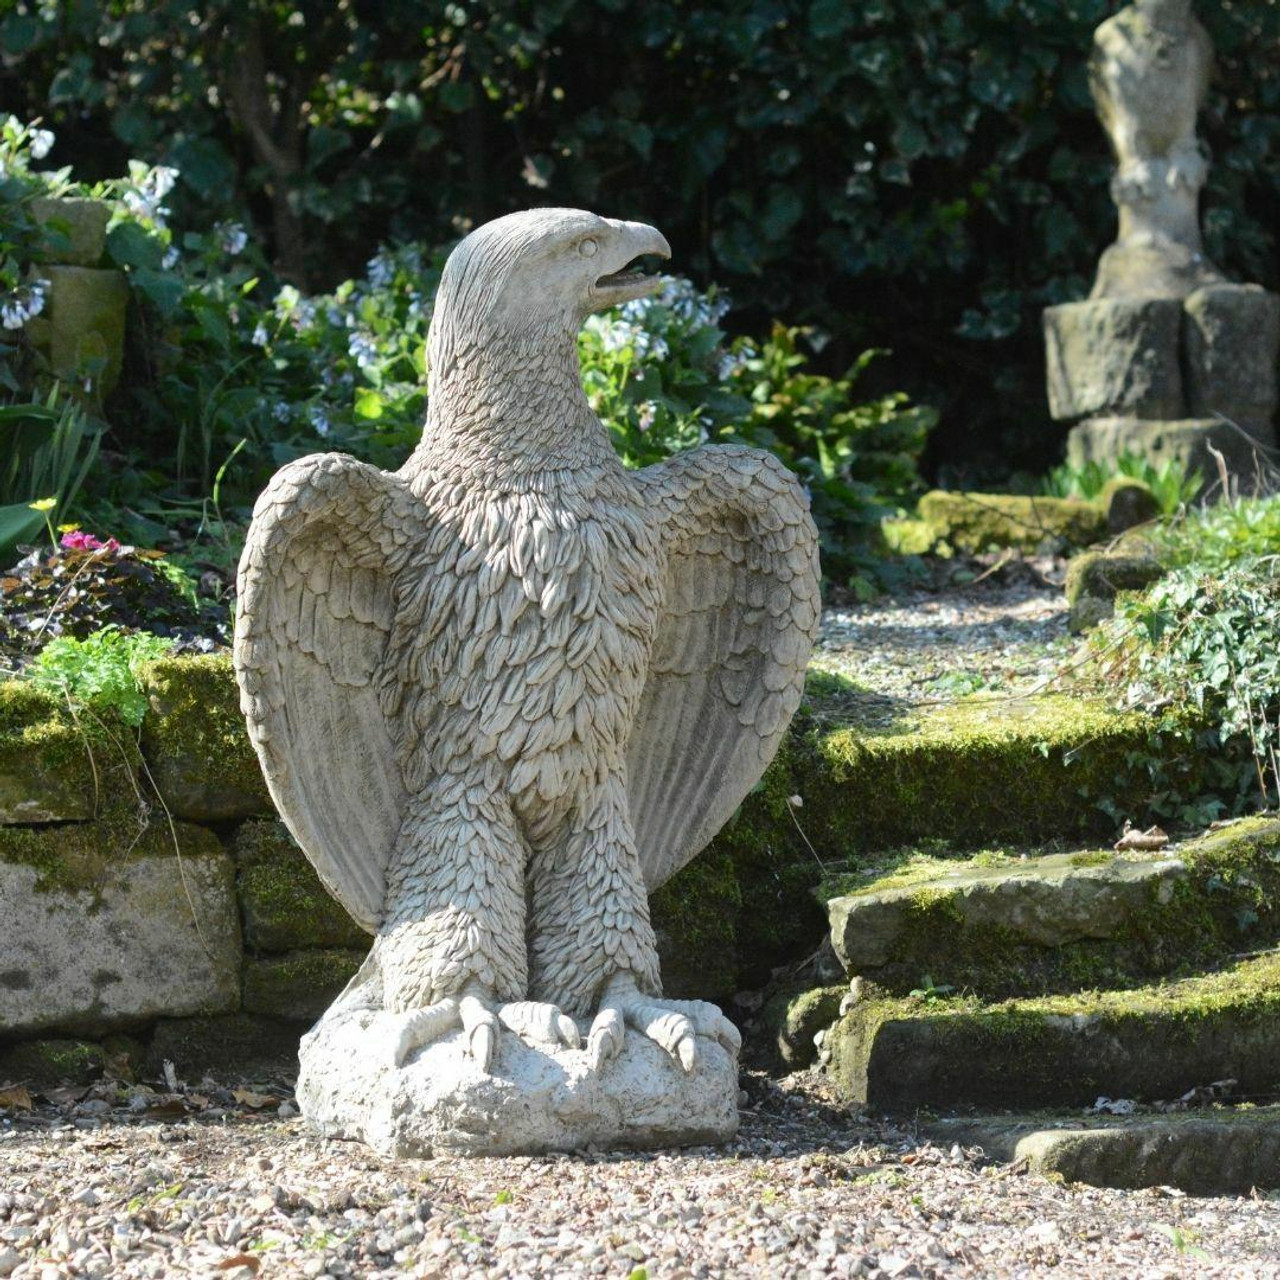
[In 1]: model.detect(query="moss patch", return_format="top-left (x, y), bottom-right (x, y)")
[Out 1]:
top-left (828, 950), bottom-right (1280, 1111)
top-left (233, 819), bottom-right (371, 955)
top-left (0, 1037), bottom-right (105, 1086)
top-left (651, 845), bottom-right (741, 1000)
top-left (0, 680), bottom-right (139, 823)
top-left (241, 949), bottom-right (364, 1022)
top-left (758, 984), bottom-right (846, 1069)
top-left (918, 491), bottom-right (1106, 554)
top-left (139, 654), bottom-right (270, 823)
top-left (1065, 550), bottom-right (1164, 633)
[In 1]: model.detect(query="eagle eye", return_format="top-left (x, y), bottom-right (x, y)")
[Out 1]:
top-left (578, 237), bottom-right (598, 258)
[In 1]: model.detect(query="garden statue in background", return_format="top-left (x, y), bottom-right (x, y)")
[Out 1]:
top-left (1089, 0), bottom-right (1222, 301)
top-left (1044, 0), bottom-right (1280, 475)
top-left (233, 207), bottom-right (820, 1156)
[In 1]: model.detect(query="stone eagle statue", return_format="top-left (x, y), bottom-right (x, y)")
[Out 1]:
top-left (233, 208), bottom-right (819, 1099)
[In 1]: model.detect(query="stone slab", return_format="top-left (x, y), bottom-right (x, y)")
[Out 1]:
top-left (827, 849), bottom-right (1185, 972)
top-left (828, 952), bottom-right (1280, 1113)
top-left (925, 1109), bottom-right (1280, 1195)
top-left (242, 949), bottom-right (365, 1022)
top-left (298, 1008), bottom-right (740, 1157)
top-left (0, 830), bottom-right (241, 1037)
top-left (1066, 416), bottom-right (1275, 478)
top-left (1044, 299), bottom-right (1183, 422)
top-left (30, 197), bottom-right (111, 267)
top-left (1183, 284), bottom-right (1280, 431)
top-left (22, 265), bottom-right (128, 400)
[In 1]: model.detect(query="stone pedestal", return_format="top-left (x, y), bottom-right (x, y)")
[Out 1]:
top-left (298, 1005), bottom-right (740, 1157)
top-left (1044, 284), bottom-right (1280, 472)
top-left (25, 265), bottom-right (128, 400)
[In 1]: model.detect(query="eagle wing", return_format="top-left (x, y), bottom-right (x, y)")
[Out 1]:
top-left (233, 452), bottom-right (426, 932)
top-left (627, 445), bottom-right (820, 892)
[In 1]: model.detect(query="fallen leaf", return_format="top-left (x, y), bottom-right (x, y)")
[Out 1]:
top-left (216, 1255), bottom-right (261, 1274)
top-left (232, 1089), bottom-right (275, 1109)
top-left (1114, 823), bottom-right (1169, 852)
top-left (0, 1085), bottom-right (32, 1111)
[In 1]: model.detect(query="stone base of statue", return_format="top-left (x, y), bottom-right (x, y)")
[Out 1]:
top-left (296, 1006), bottom-right (740, 1157)
top-left (1045, 284), bottom-right (1280, 472)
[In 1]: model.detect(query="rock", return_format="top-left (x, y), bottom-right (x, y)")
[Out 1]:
top-left (1096, 478), bottom-right (1160, 534)
top-left (1066, 415), bottom-right (1267, 477)
top-left (242, 950), bottom-right (365, 1022)
top-left (29, 197), bottom-right (111, 267)
top-left (140, 654), bottom-right (272, 823)
top-left (22, 265), bottom-right (128, 400)
top-left (925, 1108), bottom-right (1280, 1196)
top-left (0, 683), bottom-right (138, 824)
top-left (0, 821), bottom-right (240, 1037)
top-left (827, 950), bottom-right (1280, 1112)
top-left (757, 984), bottom-right (845, 1069)
top-left (0, 1038), bottom-right (104, 1086)
top-left (1044, 300), bottom-right (1184, 422)
top-left (917, 491), bottom-right (1106, 554)
top-left (1182, 283), bottom-right (1280, 432)
top-left (298, 1005), bottom-right (739, 1157)
top-left (826, 849), bottom-right (1185, 971)
top-left (147, 1014), bottom-right (305, 1081)
top-left (1065, 550), bottom-right (1164, 633)
top-left (233, 820), bottom-right (370, 954)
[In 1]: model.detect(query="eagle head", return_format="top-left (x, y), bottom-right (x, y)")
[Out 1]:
top-left (429, 209), bottom-right (672, 369)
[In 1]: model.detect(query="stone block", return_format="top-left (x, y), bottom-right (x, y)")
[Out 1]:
top-left (1183, 283), bottom-right (1280, 430)
top-left (241, 949), bottom-right (365, 1023)
top-left (140, 654), bottom-right (272, 823)
top-left (758, 983), bottom-right (846, 1070)
top-left (925, 1109), bottom-right (1280, 1196)
top-left (233, 819), bottom-right (370, 954)
top-left (1065, 550), bottom-right (1164, 633)
top-left (23, 265), bottom-right (128, 400)
top-left (917, 491), bottom-right (1106, 554)
top-left (827, 951), bottom-right (1280, 1112)
top-left (29, 197), bottom-right (111, 267)
top-left (0, 820), bottom-right (241, 1037)
top-left (1044, 299), bottom-right (1183, 422)
top-left (1067, 416), bottom-right (1272, 478)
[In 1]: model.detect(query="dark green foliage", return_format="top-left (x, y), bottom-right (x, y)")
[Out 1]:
top-left (3, 2), bottom-right (1277, 472)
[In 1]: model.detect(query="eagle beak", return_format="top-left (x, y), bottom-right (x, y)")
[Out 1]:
top-left (588, 219), bottom-right (672, 311)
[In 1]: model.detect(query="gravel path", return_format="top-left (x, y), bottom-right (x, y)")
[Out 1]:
top-left (811, 572), bottom-right (1072, 727)
top-left (2, 1071), bottom-right (1277, 1279)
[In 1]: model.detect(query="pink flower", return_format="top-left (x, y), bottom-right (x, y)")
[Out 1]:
top-left (60, 531), bottom-right (120, 553)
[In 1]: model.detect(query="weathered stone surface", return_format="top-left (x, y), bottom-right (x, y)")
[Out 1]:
top-left (828, 951), bottom-right (1280, 1112)
top-left (0, 683), bottom-right (138, 824)
top-left (1097, 477), bottom-right (1160, 534)
top-left (759, 984), bottom-right (846, 1070)
top-left (140, 654), bottom-right (271, 823)
top-left (917, 491), bottom-right (1106, 554)
top-left (827, 850), bottom-right (1185, 973)
top-left (233, 820), bottom-right (370, 954)
top-left (147, 1014), bottom-right (305, 1081)
top-left (1066, 415), bottom-right (1269, 476)
top-left (29, 197), bottom-right (111, 267)
top-left (22, 265), bottom-right (128, 400)
top-left (1065, 550), bottom-right (1164, 633)
top-left (1183, 283), bottom-right (1280, 430)
top-left (0, 822), bottom-right (240, 1037)
top-left (650, 846), bottom-right (741, 1000)
top-left (232, 209), bottom-right (816, 1153)
top-left (925, 1109), bottom-right (1280, 1196)
top-left (1044, 300), bottom-right (1183, 422)
top-left (242, 950), bottom-right (365, 1023)
top-left (298, 1007), bottom-right (739, 1158)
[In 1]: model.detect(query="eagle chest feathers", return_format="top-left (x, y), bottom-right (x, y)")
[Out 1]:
top-left (389, 469), bottom-right (663, 816)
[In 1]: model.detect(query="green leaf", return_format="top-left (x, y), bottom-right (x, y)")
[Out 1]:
top-left (354, 388), bottom-right (384, 420)
top-left (107, 222), bottom-right (164, 270)
top-left (0, 500), bottom-right (45, 553)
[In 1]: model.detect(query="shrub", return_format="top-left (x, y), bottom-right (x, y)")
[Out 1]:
top-left (26, 625), bottom-right (175, 726)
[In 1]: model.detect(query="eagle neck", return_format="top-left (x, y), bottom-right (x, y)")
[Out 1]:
top-left (417, 322), bottom-right (618, 476)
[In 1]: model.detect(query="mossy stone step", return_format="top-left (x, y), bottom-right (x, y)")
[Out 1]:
top-left (827, 951), bottom-right (1280, 1112)
top-left (820, 818), bottom-right (1280, 999)
top-left (924, 1108), bottom-right (1280, 1196)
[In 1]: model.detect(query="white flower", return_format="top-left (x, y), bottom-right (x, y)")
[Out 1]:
top-left (273, 402), bottom-right (291, 423)
top-left (29, 129), bottom-right (54, 160)
top-left (162, 246), bottom-right (179, 270)
top-left (1, 300), bottom-right (23, 330)
top-left (347, 331), bottom-right (378, 370)
top-left (366, 250), bottom-right (393, 289)
top-left (147, 166), bottom-right (179, 199)
top-left (251, 322), bottom-right (269, 347)
top-left (637, 401), bottom-right (658, 433)
top-left (0, 280), bottom-right (50, 329)
top-left (310, 407), bottom-right (331, 437)
top-left (717, 345), bottom-right (755, 380)
top-left (219, 222), bottom-right (248, 255)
